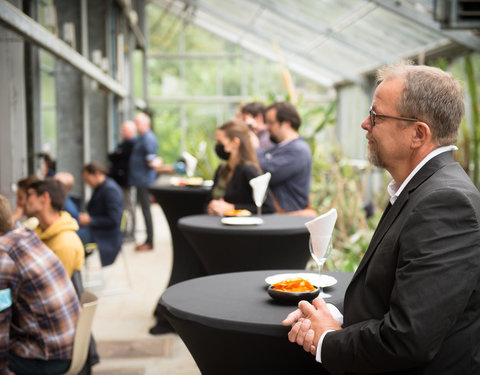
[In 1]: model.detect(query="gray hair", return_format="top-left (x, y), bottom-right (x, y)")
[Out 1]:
top-left (377, 62), bottom-right (465, 146)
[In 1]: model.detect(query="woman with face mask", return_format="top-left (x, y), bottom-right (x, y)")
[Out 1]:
top-left (207, 120), bottom-right (275, 216)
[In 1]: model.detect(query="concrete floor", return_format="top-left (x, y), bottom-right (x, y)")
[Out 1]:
top-left (84, 203), bottom-right (201, 375)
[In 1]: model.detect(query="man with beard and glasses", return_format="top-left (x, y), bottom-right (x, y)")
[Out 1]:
top-left (256, 102), bottom-right (312, 213)
top-left (282, 62), bottom-right (480, 374)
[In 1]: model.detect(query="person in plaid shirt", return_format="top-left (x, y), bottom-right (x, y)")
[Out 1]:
top-left (0, 195), bottom-right (80, 374)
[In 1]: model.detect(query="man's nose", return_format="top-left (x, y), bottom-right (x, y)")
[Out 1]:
top-left (361, 116), bottom-right (371, 131)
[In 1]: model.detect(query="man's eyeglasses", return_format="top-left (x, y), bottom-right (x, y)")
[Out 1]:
top-left (369, 106), bottom-right (418, 127)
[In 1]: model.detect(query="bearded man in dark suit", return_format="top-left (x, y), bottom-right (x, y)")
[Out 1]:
top-left (283, 62), bottom-right (480, 374)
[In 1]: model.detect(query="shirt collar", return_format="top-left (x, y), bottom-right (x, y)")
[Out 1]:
top-left (388, 145), bottom-right (457, 205)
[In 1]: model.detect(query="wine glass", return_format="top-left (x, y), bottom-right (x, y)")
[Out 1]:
top-left (250, 173), bottom-right (271, 216)
top-left (309, 235), bottom-right (333, 298)
top-left (254, 194), bottom-right (266, 215)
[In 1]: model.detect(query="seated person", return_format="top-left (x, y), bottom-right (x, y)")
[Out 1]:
top-left (0, 195), bottom-right (80, 374)
top-left (25, 178), bottom-right (84, 278)
top-left (54, 172), bottom-right (80, 223)
top-left (207, 120), bottom-right (275, 216)
top-left (12, 175), bottom-right (40, 229)
top-left (257, 102), bottom-right (313, 213)
top-left (78, 162), bottom-right (124, 267)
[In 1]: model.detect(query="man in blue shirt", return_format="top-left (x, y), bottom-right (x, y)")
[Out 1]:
top-left (257, 102), bottom-right (312, 213)
top-left (129, 113), bottom-right (158, 251)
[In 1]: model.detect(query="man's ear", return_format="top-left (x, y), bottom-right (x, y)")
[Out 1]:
top-left (39, 191), bottom-right (51, 206)
top-left (411, 121), bottom-right (431, 148)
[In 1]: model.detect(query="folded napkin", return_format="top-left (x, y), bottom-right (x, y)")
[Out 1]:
top-left (305, 208), bottom-right (337, 259)
top-left (249, 172), bottom-right (271, 208)
top-left (182, 151), bottom-right (198, 177)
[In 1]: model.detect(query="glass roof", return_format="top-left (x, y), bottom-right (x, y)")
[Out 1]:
top-left (149, 0), bottom-right (479, 88)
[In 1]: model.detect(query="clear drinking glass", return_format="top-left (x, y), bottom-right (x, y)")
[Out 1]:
top-left (309, 235), bottom-right (333, 298)
top-left (254, 196), bottom-right (265, 215)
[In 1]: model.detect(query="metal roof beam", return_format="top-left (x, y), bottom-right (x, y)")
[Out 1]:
top-left (0, 0), bottom-right (127, 97)
top-left (371, 0), bottom-right (480, 51)
top-left (115, 0), bottom-right (146, 49)
top-left (188, 12), bottom-right (337, 87)
top-left (150, 0), bottom-right (337, 86)
top-left (178, 0), bottom-right (363, 85)
top-left (243, 0), bottom-right (390, 62)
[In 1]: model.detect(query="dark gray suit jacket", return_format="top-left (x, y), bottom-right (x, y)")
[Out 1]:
top-left (323, 152), bottom-right (480, 374)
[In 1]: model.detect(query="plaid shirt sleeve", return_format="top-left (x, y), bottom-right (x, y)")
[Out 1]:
top-left (0, 226), bottom-right (80, 372)
top-left (0, 250), bottom-right (18, 375)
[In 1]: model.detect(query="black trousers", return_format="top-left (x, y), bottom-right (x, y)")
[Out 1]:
top-left (137, 186), bottom-right (153, 245)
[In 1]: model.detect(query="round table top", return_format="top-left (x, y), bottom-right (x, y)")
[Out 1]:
top-left (160, 269), bottom-right (352, 336)
top-left (148, 184), bottom-right (212, 195)
top-left (178, 214), bottom-right (311, 235)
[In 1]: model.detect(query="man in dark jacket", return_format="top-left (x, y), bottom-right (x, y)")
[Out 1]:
top-left (78, 162), bottom-right (124, 267)
top-left (283, 63), bottom-right (480, 374)
top-left (109, 121), bottom-right (136, 239)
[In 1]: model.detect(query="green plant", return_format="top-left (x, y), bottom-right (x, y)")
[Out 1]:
top-left (464, 54), bottom-right (480, 187)
top-left (306, 142), bottom-right (381, 272)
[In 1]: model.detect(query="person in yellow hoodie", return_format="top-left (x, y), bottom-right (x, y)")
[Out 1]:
top-left (24, 178), bottom-right (84, 277)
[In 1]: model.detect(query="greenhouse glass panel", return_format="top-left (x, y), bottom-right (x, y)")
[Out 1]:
top-left (151, 104), bottom-right (182, 164)
top-left (147, 59), bottom-right (181, 97)
top-left (185, 60), bottom-right (217, 96)
top-left (147, 4), bottom-right (180, 53)
top-left (222, 58), bottom-right (243, 96)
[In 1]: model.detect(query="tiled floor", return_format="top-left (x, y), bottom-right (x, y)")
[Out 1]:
top-left (86, 203), bottom-right (201, 375)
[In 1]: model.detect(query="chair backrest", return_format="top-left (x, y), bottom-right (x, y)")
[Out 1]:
top-left (61, 291), bottom-right (99, 375)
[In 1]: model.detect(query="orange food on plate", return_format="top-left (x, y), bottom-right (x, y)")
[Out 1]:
top-left (272, 277), bottom-right (316, 292)
top-left (224, 209), bottom-right (251, 217)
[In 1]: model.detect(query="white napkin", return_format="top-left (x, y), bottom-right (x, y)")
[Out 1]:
top-left (249, 172), bottom-right (271, 208)
top-left (182, 151), bottom-right (197, 177)
top-left (305, 208), bottom-right (337, 259)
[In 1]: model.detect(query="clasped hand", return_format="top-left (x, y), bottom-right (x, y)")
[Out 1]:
top-left (207, 198), bottom-right (234, 216)
top-left (281, 297), bottom-right (341, 356)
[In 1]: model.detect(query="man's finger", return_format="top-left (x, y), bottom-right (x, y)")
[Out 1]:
top-left (312, 297), bottom-right (328, 312)
top-left (287, 320), bottom-right (302, 343)
top-left (298, 300), bottom-right (317, 317)
top-left (295, 319), bottom-right (311, 347)
top-left (303, 328), bottom-right (316, 353)
top-left (282, 308), bottom-right (302, 326)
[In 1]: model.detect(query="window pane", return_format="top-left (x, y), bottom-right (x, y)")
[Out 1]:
top-left (148, 59), bottom-right (181, 97)
top-left (40, 50), bottom-right (56, 156)
top-left (148, 5), bottom-right (180, 53)
top-left (151, 104), bottom-right (181, 164)
top-left (185, 60), bottom-right (217, 96)
top-left (222, 58), bottom-right (242, 96)
top-left (185, 25), bottom-right (220, 53)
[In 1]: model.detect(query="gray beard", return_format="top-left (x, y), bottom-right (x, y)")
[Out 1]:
top-left (367, 147), bottom-right (385, 169)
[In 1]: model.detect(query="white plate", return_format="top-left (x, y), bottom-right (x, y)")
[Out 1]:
top-left (265, 273), bottom-right (338, 288)
top-left (221, 217), bottom-right (264, 226)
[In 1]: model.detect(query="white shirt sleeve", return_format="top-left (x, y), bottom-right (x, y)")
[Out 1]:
top-left (315, 303), bottom-right (344, 363)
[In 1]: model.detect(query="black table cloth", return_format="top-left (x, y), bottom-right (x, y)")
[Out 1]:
top-left (178, 214), bottom-right (312, 275)
top-left (160, 269), bottom-right (352, 374)
top-left (148, 185), bottom-right (211, 285)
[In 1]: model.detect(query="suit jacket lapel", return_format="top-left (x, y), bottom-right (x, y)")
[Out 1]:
top-left (350, 152), bottom-right (455, 283)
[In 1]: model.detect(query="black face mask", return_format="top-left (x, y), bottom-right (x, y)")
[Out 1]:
top-left (215, 143), bottom-right (231, 160)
